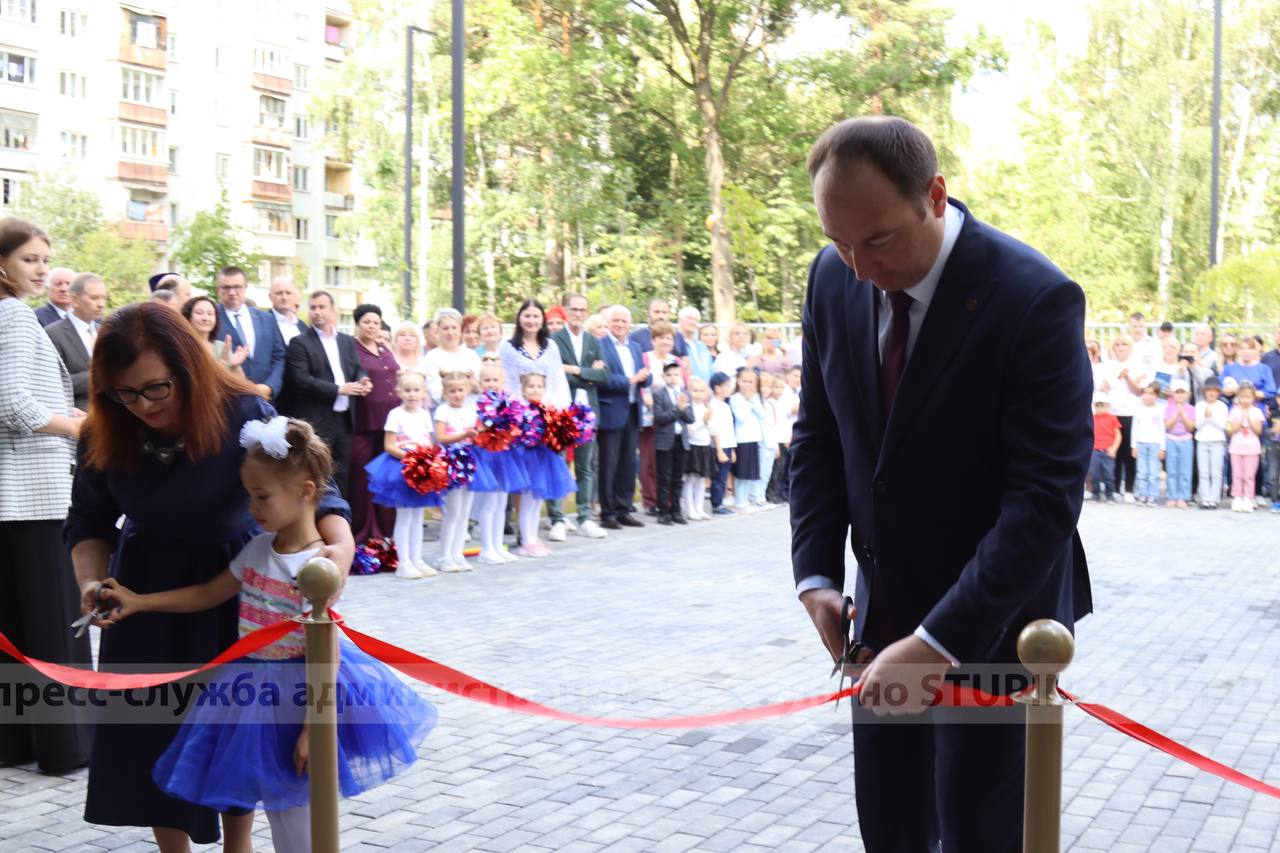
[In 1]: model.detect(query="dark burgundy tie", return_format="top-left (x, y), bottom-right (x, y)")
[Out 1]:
top-left (879, 289), bottom-right (914, 421)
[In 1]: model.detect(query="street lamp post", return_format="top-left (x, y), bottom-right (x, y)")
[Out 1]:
top-left (1209, 0), bottom-right (1222, 267)
top-left (450, 0), bottom-right (465, 313)
top-left (403, 25), bottom-right (432, 318)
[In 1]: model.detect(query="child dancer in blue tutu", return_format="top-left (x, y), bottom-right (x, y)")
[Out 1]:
top-left (513, 373), bottom-right (576, 558)
top-left (471, 365), bottom-right (529, 564)
top-left (365, 368), bottom-right (441, 579)
top-left (100, 416), bottom-right (436, 853)
top-left (434, 372), bottom-right (479, 571)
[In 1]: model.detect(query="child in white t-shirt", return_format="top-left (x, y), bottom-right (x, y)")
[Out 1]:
top-left (434, 372), bottom-right (479, 571)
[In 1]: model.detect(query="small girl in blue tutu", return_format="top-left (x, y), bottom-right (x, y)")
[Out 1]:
top-left (100, 416), bottom-right (436, 853)
top-left (365, 368), bottom-right (441, 579)
top-left (471, 366), bottom-right (529, 564)
top-left (513, 373), bottom-right (576, 558)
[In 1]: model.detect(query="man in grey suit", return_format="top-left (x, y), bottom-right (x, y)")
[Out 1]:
top-left (45, 272), bottom-right (106, 411)
top-left (546, 292), bottom-right (609, 540)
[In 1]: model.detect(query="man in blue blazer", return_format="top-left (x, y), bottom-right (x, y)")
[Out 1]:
top-left (791, 117), bottom-right (1092, 852)
top-left (214, 265), bottom-right (286, 400)
top-left (596, 305), bottom-right (652, 529)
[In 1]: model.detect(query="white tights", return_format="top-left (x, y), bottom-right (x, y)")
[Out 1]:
top-left (265, 804), bottom-right (310, 853)
top-left (393, 507), bottom-right (424, 566)
top-left (517, 492), bottom-right (543, 547)
top-left (681, 475), bottom-right (706, 517)
top-left (439, 488), bottom-right (475, 563)
top-left (473, 491), bottom-right (509, 558)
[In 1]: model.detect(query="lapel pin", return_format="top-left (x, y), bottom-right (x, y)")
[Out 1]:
top-left (966, 297), bottom-right (978, 312)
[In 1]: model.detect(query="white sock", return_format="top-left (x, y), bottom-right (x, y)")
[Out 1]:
top-left (407, 507), bottom-right (424, 564)
top-left (266, 804), bottom-right (311, 853)
top-left (692, 477), bottom-right (706, 514)
top-left (394, 508), bottom-right (417, 570)
top-left (482, 491), bottom-right (508, 554)
top-left (441, 491), bottom-right (465, 561)
top-left (518, 493), bottom-right (542, 546)
top-left (452, 489), bottom-right (475, 561)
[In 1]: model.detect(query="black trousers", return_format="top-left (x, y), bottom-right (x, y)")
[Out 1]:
top-left (0, 520), bottom-right (93, 772)
top-left (1113, 415), bottom-right (1136, 493)
top-left (654, 441), bottom-right (686, 516)
top-left (852, 677), bottom-right (1025, 852)
top-left (767, 443), bottom-right (792, 502)
top-left (597, 424), bottom-right (638, 520)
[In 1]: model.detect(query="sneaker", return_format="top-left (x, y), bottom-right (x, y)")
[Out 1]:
top-left (1083, 490), bottom-right (1093, 500)
top-left (577, 519), bottom-right (608, 539)
top-left (737, 504), bottom-right (759, 515)
top-left (548, 521), bottom-right (567, 542)
top-left (562, 517), bottom-right (578, 533)
top-left (514, 543), bottom-right (549, 558)
top-left (712, 506), bottom-right (735, 516)
top-left (476, 552), bottom-right (508, 565)
top-left (395, 564), bottom-right (424, 579)
top-left (1270, 503), bottom-right (1280, 514)
top-left (499, 547), bottom-right (519, 563)
top-left (1246, 500), bottom-right (1256, 513)
top-left (1123, 492), bottom-right (1136, 504)
top-left (414, 560), bottom-right (439, 577)
top-left (440, 559), bottom-right (471, 573)
top-left (1256, 496), bottom-right (1270, 508)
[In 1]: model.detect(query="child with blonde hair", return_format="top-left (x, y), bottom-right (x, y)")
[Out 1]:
top-left (434, 372), bottom-right (479, 570)
top-left (1226, 380), bottom-right (1264, 512)
top-left (682, 377), bottom-right (716, 520)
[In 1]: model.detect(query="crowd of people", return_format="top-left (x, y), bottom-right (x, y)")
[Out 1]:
top-left (1088, 313), bottom-right (1280, 512)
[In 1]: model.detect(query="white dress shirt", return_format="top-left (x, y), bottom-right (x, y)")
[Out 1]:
top-left (226, 305), bottom-right (257, 358)
top-left (567, 329), bottom-right (589, 406)
top-left (800, 202), bottom-right (966, 667)
top-left (317, 327), bottom-right (349, 412)
top-left (273, 309), bottom-right (301, 346)
top-left (68, 312), bottom-right (97, 357)
top-left (613, 335), bottom-right (636, 403)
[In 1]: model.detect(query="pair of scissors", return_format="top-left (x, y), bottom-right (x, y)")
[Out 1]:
top-left (70, 586), bottom-right (113, 638)
top-left (830, 595), bottom-right (866, 709)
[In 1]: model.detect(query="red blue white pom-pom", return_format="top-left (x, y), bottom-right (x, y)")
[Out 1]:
top-left (519, 403), bottom-right (547, 448)
top-left (474, 390), bottom-right (525, 452)
top-left (362, 537), bottom-right (398, 574)
top-left (542, 405), bottom-right (580, 452)
top-left (443, 443), bottom-right (477, 488)
top-left (351, 545), bottom-right (381, 575)
top-left (568, 403), bottom-right (596, 447)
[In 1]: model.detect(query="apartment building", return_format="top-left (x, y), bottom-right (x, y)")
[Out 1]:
top-left (0, 0), bottom-right (393, 323)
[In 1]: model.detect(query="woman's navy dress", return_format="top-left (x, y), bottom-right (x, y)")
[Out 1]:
top-left (64, 395), bottom-right (351, 844)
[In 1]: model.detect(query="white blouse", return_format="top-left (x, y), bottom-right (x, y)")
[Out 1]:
top-left (498, 339), bottom-right (571, 408)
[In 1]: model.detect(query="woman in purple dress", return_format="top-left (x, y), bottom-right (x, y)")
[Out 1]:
top-left (349, 304), bottom-right (401, 547)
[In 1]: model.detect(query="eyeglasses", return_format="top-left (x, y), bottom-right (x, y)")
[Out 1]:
top-left (107, 378), bottom-right (175, 405)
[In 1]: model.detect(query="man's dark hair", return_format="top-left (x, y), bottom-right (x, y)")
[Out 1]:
top-left (1130, 312), bottom-right (1145, 322)
top-left (219, 265), bottom-right (247, 281)
top-left (1159, 321), bottom-right (1174, 332)
top-left (308, 290), bottom-right (334, 308)
top-left (662, 361), bottom-right (682, 374)
top-left (806, 116), bottom-right (938, 203)
top-left (563, 292), bottom-right (586, 307)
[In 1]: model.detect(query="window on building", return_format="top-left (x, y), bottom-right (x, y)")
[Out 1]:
top-left (291, 165), bottom-right (309, 191)
top-left (60, 131), bottom-right (87, 159)
top-left (169, 203), bottom-right (179, 226)
top-left (293, 63), bottom-right (309, 90)
top-left (121, 68), bottom-right (164, 106)
top-left (324, 24), bottom-right (344, 46)
top-left (325, 215), bottom-right (339, 238)
top-left (168, 146), bottom-right (179, 173)
top-left (1, 50), bottom-right (37, 86)
top-left (325, 265), bottom-right (349, 288)
top-left (167, 33), bottom-right (178, 61)
top-left (0, 110), bottom-right (36, 151)
top-left (0, 0), bottom-right (37, 24)
top-left (259, 95), bottom-right (286, 129)
top-left (215, 153), bottom-right (230, 179)
top-left (169, 90), bottom-right (178, 115)
top-left (60, 71), bottom-right (87, 99)
top-left (126, 197), bottom-right (164, 222)
top-left (295, 13), bottom-right (310, 40)
top-left (120, 125), bottom-right (164, 161)
top-left (294, 114), bottom-right (309, 140)
top-left (254, 204), bottom-right (291, 235)
top-left (253, 46), bottom-right (289, 77)
top-left (128, 11), bottom-right (160, 49)
top-left (2, 176), bottom-right (27, 206)
top-left (295, 217), bottom-right (311, 241)
top-left (60, 9), bottom-right (87, 35)
top-left (253, 147), bottom-right (288, 182)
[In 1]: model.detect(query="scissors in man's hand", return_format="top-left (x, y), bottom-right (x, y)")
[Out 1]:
top-left (70, 586), bottom-right (113, 638)
top-left (830, 595), bottom-right (866, 709)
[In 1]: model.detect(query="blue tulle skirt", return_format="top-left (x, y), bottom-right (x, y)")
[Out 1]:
top-left (153, 638), bottom-right (436, 812)
top-left (516, 446), bottom-right (577, 500)
top-left (471, 447), bottom-right (529, 494)
top-left (366, 452), bottom-right (444, 509)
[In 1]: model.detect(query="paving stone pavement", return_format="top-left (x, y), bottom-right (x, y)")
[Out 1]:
top-left (3, 502), bottom-right (1279, 852)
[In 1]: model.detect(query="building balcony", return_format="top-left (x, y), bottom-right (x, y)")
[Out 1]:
top-left (324, 191), bottom-right (353, 210)
top-left (117, 161), bottom-right (168, 187)
top-left (119, 43), bottom-right (166, 70)
top-left (252, 73), bottom-right (293, 97)
top-left (118, 102), bottom-right (167, 127)
top-left (251, 181), bottom-right (292, 202)
top-left (0, 148), bottom-right (37, 173)
top-left (323, 41), bottom-right (348, 63)
top-left (252, 126), bottom-right (292, 148)
top-left (119, 221), bottom-right (168, 242)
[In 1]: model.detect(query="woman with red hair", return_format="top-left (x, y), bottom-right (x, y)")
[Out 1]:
top-left (67, 302), bottom-right (355, 850)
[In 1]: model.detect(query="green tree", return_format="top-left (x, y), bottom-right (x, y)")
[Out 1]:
top-left (168, 193), bottom-right (263, 289)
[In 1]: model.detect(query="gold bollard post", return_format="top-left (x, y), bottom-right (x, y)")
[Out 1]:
top-left (298, 557), bottom-right (344, 853)
top-left (1017, 618), bottom-right (1075, 853)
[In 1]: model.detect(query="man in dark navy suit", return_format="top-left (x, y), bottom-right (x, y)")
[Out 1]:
top-left (214, 265), bottom-right (287, 400)
top-left (790, 116), bottom-right (1092, 852)
top-left (597, 305), bottom-right (652, 529)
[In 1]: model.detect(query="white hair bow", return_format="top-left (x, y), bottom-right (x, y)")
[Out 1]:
top-left (239, 416), bottom-right (291, 459)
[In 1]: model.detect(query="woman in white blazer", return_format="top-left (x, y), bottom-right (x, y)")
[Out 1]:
top-left (0, 217), bottom-right (91, 773)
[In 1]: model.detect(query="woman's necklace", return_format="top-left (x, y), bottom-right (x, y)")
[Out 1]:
top-left (141, 434), bottom-right (185, 465)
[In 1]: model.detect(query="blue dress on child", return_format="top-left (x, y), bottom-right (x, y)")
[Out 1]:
top-left (471, 445), bottom-right (530, 493)
top-left (365, 452), bottom-right (444, 508)
top-left (515, 445), bottom-right (577, 500)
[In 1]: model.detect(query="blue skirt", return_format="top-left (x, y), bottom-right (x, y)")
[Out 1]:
top-left (516, 446), bottom-right (577, 500)
top-left (153, 638), bottom-right (436, 812)
top-left (365, 452), bottom-right (444, 509)
top-left (471, 447), bottom-right (529, 494)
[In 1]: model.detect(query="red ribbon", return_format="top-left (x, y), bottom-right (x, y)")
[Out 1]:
top-left (0, 620), bottom-right (295, 690)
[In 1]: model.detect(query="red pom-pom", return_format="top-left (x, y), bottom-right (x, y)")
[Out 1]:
top-left (474, 419), bottom-right (521, 452)
top-left (401, 445), bottom-right (449, 495)
top-left (365, 537), bottom-right (398, 573)
top-left (541, 405), bottom-right (581, 453)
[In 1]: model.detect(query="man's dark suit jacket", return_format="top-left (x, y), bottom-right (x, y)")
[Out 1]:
top-left (45, 317), bottom-right (91, 411)
top-left (630, 326), bottom-right (689, 357)
top-left (598, 335), bottom-right (651, 430)
top-left (651, 384), bottom-right (694, 451)
top-left (34, 302), bottom-right (65, 327)
top-left (551, 327), bottom-right (607, 412)
top-left (278, 327), bottom-right (366, 439)
top-left (216, 304), bottom-right (287, 398)
top-left (790, 199), bottom-right (1093, 665)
